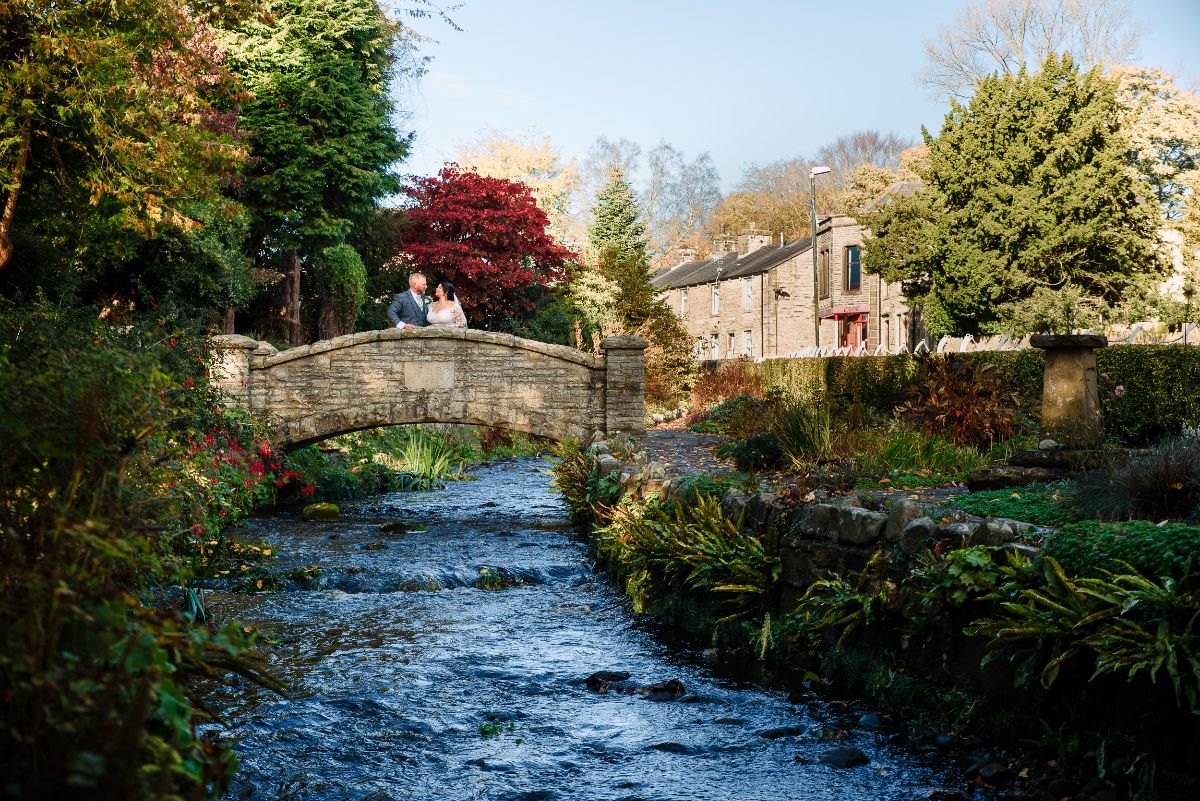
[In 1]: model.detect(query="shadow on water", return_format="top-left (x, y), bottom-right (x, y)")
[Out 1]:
top-left (209, 458), bottom-right (959, 801)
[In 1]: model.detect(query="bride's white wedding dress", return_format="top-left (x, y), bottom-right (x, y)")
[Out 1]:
top-left (426, 301), bottom-right (468, 328)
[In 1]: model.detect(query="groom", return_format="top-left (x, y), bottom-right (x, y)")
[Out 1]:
top-left (386, 272), bottom-right (430, 329)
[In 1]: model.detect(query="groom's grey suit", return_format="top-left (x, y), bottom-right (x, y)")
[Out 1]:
top-left (386, 290), bottom-right (430, 328)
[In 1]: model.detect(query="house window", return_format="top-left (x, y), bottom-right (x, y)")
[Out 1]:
top-left (741, 278), bottom-right (752, 311)
top-left (710, 333), bottom-right (719, 357)
top-left (743, 330), bottom-right (753, 357)
top-left (680, 287), bottom-right (689, 316)
top-left (728, 332), bottom-right (736, 355)
top-left (711, 284), bottom-right (720, 316)
top-left (819, 249), bottom-right (831, 299)
top-left (696, 337), bottom-right (705, 359)
top-left (883, 318), bottom-right (891, 352)
top-left (844, 245), bottom-right (861, 293)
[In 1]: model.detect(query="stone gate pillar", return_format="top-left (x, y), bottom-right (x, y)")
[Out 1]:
top-left (1030, 333), bottom-right (1107, 448)
top-left (600, 335), bottom-right (647, 439)
top-left (210, 334), bottom-right (258, 410)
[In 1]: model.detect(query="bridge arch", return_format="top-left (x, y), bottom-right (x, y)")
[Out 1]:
top-left (211, 329), bottom-right (645, 448)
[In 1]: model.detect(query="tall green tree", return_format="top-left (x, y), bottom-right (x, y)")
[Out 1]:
top-left (587, 167), bottom-right (648, 265)
top-left (862, 54), bottom-right (1162, 336)
top-left (0, 0), bottom-right (249, 303)
top-left (580, 166), bottom-right (693, 405)
top-left (218, 0), bottom-right (412, 343)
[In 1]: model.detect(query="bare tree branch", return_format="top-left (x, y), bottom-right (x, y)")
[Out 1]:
top-left (919, 0), bottom-right (1142, 100)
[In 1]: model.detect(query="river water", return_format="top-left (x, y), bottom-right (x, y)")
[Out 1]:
top-left (210, 458), bottom-right (958, 801)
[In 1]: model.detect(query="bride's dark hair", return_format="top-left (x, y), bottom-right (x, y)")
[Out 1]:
top-left (437, 280), bottom-right (456, 301)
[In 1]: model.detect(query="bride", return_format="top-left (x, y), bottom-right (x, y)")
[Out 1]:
top-left (426, 280), bottom-right (468, 328)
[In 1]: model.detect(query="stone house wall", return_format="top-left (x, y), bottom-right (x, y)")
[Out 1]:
top-left (655, 217), bottom-right (919, 360)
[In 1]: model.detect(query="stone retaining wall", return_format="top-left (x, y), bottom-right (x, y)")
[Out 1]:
top-left (589, 441), bottom-right (1041, 614)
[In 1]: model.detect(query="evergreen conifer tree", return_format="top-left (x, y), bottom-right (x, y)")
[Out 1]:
top-left (587, 167), bottom-right (649, 263)
top-left (580, 166), bottom-right (694, 406)
top-left (862, 54), bottom-right (1162, 335)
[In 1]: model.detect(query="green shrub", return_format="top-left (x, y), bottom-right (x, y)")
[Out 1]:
top-left (1096, 346), bottom-right (1200, 445)
top-left (728, 434), bottom-right (785, 471)
top-left (912, 546), bottom-right (1003, 606)
top-left (549, 440), bottom-right (594, 524)
top-left (785, 552), bottom-right (892, 645)
top-left (753, 346), bottom-right (1200, 446)
top-left (595, 493), bottom-right (781, 623)
top-left (1043, 519), bottom-right (1200, 579)
top-left (768, 399), bottom-right (833, 464)
top-left (688, 393), bottom-right (764, 435)
top-left (965, 349), bottom-right (1045, 405)
top-left (953, 483), bottom-right (1077, 527)
top-left (0, 303), bottom-right (280, 798)
top-left (969, 557), bottom-right (1200, 709)
top-left (753, 354), bottom-right (920, 408)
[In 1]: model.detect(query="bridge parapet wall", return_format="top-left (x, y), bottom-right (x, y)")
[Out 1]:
top-left (212, 330), bottom-right (643, 446)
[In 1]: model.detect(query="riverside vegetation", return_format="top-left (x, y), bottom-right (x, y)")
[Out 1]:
top-left (0, 302), bottom-right (539, 799)
top-left (555, 355), bottom-right (1200, 801)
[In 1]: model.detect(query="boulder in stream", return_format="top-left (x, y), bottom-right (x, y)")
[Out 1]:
top-left (302, 502), bottom-right (339, 521)
top-left (583, 672), bottom-right (685, 700)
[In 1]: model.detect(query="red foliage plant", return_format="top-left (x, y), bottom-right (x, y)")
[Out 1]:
top-left (691, 358), bottom-right (765, 409)
top-left (398, 164), bottom-right (576, 329)
top-left (899, 355), bottom-right (1020, 450)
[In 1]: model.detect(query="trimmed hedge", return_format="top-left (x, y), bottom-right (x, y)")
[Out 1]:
top-left (754, 354), bottom-right (920, 409)
top-left (1095, 346), bottom-right (1200, 445)
top-left (751, 345), bottom-right (1200, 445)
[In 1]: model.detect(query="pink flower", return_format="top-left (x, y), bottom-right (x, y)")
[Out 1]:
top-left (1114, 385), bottom-right (1126, 397)
top-left (1100, 373), bottom-right (1109, 381)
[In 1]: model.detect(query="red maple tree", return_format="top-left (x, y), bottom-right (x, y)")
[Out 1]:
top-left (398, 164), bottom-right (576, 329)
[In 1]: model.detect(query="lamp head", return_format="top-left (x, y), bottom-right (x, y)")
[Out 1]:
top-left (810, 165), bottom-right (832, 177)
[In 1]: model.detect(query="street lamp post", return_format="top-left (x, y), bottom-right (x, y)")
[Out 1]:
top-left (810, 165), bottom-right (832, 348)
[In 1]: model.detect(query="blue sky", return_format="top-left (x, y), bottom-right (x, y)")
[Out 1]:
top-left (399, 0), bottom-right (1200, 191)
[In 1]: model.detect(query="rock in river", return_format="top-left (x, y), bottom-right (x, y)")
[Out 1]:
top-left (302, 502), bottom-right (339, 521)
top-left (817, 747), bottom-right (869, 768)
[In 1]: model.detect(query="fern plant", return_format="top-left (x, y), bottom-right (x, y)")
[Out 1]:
top-left (596, 494), bottom-right (781, 623)
top-left (968, 557), bottom-right (1200, 709)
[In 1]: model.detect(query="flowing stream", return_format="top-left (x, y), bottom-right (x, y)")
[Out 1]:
top-left (210, 458), bottom-right (959, 801)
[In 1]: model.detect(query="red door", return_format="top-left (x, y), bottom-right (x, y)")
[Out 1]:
top-left (839, 313), bottom-right (868, 349)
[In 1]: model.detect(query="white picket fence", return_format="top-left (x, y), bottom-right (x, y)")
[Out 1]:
top-left (761, 323), bottom-right (1200, 361)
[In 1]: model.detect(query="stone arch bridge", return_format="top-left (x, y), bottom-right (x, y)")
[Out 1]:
top-left (212, 329), bottom-right (646, 448)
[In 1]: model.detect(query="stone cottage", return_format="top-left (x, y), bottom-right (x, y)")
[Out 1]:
top-left (652, 214), bottom-right (920, 360)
